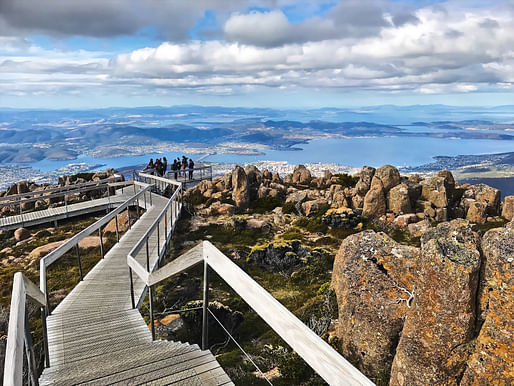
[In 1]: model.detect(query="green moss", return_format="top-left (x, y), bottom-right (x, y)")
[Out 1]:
top-left (475, 218), bottom-right (508, 234)
top-left (294, 217), bottom-right (328, 234)
top-left (282, 201), bottom-right (297, 214)
top-left (388, 229), bottom-right (421, 247)
top-left (279, 352), bottom-right (313, 382)
top-left (250, 196), bottom-right (282, 214)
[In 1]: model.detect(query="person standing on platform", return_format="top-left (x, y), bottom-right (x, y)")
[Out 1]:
top-left (188, 158), bottom-right (195, 180)
top-left (162, 157), bottom-right (168, 177)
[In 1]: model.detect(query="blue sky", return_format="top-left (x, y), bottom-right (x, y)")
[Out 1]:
top-left (0, 0), bottom-right (513, 109)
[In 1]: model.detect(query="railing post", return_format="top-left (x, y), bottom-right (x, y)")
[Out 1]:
top-left (24, 311), bottom-right (38, 386)
top-left (41, 306), bottom-right (50, 368)
top-left (115, 214), bottom-right (120, 242)
top-left (149, 285), bottom-right (155, 341)
top-left (146, 237), bottom-right (150, 271)
top-left (144, 191), bottom-right (147, 210)
top-left (129, 268), bottom-right (136, 309)
top-left (157, 221), bottom-right (160, 258)
top-left (127, 205), bottom-right (131, 230)
top-left (136, 198), bottom-right (140, 219)
top-left (99, 227), bottom-right (104, 258)
top-left (76, 245), bottom-right (83, 281)
top-left (202, 259), bottom-right (209, 351)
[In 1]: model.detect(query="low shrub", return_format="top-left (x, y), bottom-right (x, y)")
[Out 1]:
top-left (333, 173), bottom-right (359, 188)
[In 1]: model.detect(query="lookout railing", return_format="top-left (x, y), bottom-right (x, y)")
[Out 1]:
top-left (0, 175), bottom-right (123, 222)
top-left (128, 240), bottom-right (374, 385)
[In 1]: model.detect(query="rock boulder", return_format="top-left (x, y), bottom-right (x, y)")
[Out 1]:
top-left (332, 231), bottom-right (420, 380)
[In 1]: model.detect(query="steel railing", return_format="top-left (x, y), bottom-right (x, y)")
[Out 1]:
top-left (0, 176), bottom-right (123, 227)
top-left (127, 240), bottom-right (374, 385)
top-left (3, 273), bottom-right (48, 386)
top-left (127, 172), bottom-right (182, 338)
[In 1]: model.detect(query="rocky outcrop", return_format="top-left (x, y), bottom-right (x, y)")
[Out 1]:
top-left (355, 166), bottom-right (375, 196)
top-left (502, 195), bottom-right (514, 220)
top-left (332, 231), bottom-right (420, 380)
top-left (322, 207), bottom-right (363, 229)
top-left (362, 177), bottom-right (387, 217)
top-left (374, 165), bottom-right (400, 192)
top-left (390, 220), bottom-right (481, 385)
top-left (332, 218), bottom-right (514, 384)
top-left (388, 184), bottom-right (412, 215)
top-left (460, 224), bottom-right (514, 384)
top-left (292, 165), bottom-right (312, 185)
top-left (231, 166), bottom-right (250, 209)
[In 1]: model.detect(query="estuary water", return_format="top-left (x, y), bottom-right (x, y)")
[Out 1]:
top-left (30, 135), bottom-right (514, 172)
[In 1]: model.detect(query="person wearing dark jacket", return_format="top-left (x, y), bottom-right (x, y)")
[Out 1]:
top-left (162, 157), bottom-right (168, 177)
top-left (188, 159), bottom-right (195, 180)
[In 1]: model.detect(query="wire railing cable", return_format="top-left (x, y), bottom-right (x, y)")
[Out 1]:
top-left (207, 308), bottom-right (273, 385)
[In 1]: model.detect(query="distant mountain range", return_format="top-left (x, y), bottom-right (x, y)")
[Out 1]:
top-left (0, 105), bottom-right (513, 163)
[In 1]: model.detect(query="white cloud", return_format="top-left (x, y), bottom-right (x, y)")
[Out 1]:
top-left (1, 1), bottom-right (514, 100)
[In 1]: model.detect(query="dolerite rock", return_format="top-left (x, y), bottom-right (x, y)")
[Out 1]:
top-left (362, 177), bottom-right (386, 218)
top-left (502, 195), bottom-right (514, 220)
top-left (245, 165), bottom-right (263, 200)
top-left (17, 181), bottom-right (30, 194)
top-left (223, 172), bottom-right (232, 190)
top-left (14, 227), bottom-right (30, 242)
top-left (302, 199), bottom-right (328, 217)
top-left (387, 183), bottom-right (412, 215)
top-left (248, 240), bottom-right (313, 275)
top-left (374, 165), bottom-right (400, 192)
top-left (292, 165), bottom-right (312, 185)
top-left (332, 231), bottom-right (420, 380)
top-left (462, 184), bottom-right (501, 217)
top-left (461, 225), bottom-right (514, 384)
top-left (465, 199), bottom-right (488, 224)
top-left (355, 166), bottom-right (376, 195)
top-left (420, 176), bottom-right (451, 208)
top-left (322, 207), bottom-right (363, 229)
top-left (390, 220), bottom-right (481, 385)
top-left (231, 166), bottom-right (250, 209)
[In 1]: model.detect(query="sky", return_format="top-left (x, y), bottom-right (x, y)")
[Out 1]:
top-left (0, 0), bottom-right (513, 109)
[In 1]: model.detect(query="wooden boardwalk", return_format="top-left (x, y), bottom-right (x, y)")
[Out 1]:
top-left (0, 194), bottom-right (131, 231)
top-left (39, 191), bottom-right (232, 385)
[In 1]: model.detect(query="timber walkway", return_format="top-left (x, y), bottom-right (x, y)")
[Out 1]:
top-left (38, 181), bottom-right (232, 385)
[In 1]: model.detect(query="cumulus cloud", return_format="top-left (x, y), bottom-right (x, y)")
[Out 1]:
top-left (1, 1), bottom-right (514, 100)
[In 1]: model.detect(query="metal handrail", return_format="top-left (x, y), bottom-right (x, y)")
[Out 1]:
top-left (126, 173), bottom-right (183, 329)
top-left (0, 175), bottom-right (122, 204)
top-left (3, 272), bottom-right (49, 386)
top-left (128, 241), bottom-right (374, 386)
top-left (40, 182), bottom-right (153, 313)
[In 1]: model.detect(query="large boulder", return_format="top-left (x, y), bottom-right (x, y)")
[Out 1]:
top-left (390, 220), bottom-right (481, 385)
top-left (462, 184), bottom-right (501, 217)
top-left (465, 199), bottom-right (488, 224)
top-left (14, 227), bottom-right (30, 242)
top-left (387, 183), bottom-right (412, 215)
top-left (420, 176), bottom-right (451, 208)
top-left (322, 207), bottom-right (363, 229)
top-left (502, 195), bottom-right (514, 220)
top-left (302, 199), bottom-right (328, 217)
top-left (374, 165), bottom-right (400, 192)
top-left (332, 231), bottom-right (420, 380)
top-left (29, 240), bottom-right (68, 260)
top-left (355, 166), bottom-right (376, 196)
top-left (231, 166), bottom-right (250, 209)
top-left (461, 225), bottom-right (514, 384)
top-left (362, 177), bottom-right (386, 218)
top-left (292, 165), bottom-right (312, 185)
top-left (245, 165), bottom-right (263, 200)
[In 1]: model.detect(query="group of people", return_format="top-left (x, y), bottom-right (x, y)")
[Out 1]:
top-left (143, 155), bottom-right (195, 180)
